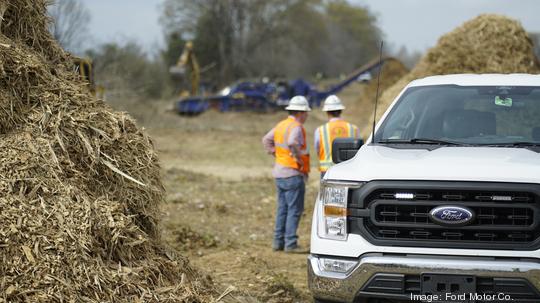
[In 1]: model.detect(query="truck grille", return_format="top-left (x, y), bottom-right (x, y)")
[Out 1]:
top-left (348, 181), bottom-right (540, 250)
top-left (360, 273), bottom-right (540, 302)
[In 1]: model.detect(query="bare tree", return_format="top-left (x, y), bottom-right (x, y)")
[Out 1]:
top-left (48, 0), bottom-right (91, 53)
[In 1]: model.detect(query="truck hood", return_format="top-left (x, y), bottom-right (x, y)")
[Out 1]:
top-left (325, 145), bottom-right (540, 184)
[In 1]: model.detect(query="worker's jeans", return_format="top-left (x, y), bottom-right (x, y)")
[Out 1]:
top-left (273, 175), bottom-right (305, 250)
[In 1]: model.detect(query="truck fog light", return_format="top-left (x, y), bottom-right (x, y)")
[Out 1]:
top-left (318, 257), bottom-right (358, 274)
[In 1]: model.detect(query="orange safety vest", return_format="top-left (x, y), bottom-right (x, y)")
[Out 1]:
top-left (318, 119), bottom-right (357, 172)
top-left (274, 117), bottom-right (310, 175)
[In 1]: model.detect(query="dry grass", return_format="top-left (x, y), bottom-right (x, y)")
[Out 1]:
top-left (160, 168), bottom-right (316, 303)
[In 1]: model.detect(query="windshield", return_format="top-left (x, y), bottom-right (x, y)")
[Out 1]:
top-left (374, 85), bottom-right (540, 145)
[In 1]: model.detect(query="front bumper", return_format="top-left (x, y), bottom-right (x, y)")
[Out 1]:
top-left (308, 254), bottom-right (540, 302)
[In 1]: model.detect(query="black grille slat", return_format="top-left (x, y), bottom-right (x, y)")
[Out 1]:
top-left (409, 231), bottom-right (431, 237)
top-left (380, 193), bottom-right (395, 199)
top-left (379, 229), bottom-right (400, 236)
top-left (476, 195), bottom-right (495, 201)
top-left (404, 275), bottom-right (421, 293)
top-left (350, 183), bottom-right (540, 250)
top-left (474, 233), bottom-right (497, 239)
top-left (477, 214), bottom-right (498, 220)
top-left (508, 233), bottom-right (531, 239)
top-left (443, 194), bottom-right (465, 200)
top-left (442, 232), bottom-right (463, 237)
top-left (508, 215), bottom-right (531, 220)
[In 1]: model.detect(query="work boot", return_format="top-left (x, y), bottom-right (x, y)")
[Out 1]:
top-left (272, 243), bottom-right (284, 251)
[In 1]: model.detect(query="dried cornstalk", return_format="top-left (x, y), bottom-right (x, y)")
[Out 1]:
top-left (0, 2), bottom-right (7, 30)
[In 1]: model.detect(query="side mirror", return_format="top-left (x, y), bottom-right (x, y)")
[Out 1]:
top-left (332, 138), bottom-right (363, 164)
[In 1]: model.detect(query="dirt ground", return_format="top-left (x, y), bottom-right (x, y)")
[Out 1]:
top-left (118, 83), bottom-right (370, 302)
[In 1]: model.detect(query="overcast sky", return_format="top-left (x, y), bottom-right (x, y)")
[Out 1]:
top-left (83, 0), bottom-right (540, 54)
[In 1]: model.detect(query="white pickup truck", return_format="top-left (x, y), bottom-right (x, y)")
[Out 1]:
top-left (308, 74), bottom-right (540, 303)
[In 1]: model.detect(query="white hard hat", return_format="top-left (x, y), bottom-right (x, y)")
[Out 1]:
top-left (322, 95), bottom-right (345, 112)
top-left (285, 95), bottom-right (311, 112)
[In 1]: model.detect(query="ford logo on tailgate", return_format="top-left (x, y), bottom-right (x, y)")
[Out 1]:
top-left (429, 206), bottom-right (475, 226)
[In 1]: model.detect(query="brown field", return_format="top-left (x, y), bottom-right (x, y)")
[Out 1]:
top-left (113, 82), bottom-right (371, 302)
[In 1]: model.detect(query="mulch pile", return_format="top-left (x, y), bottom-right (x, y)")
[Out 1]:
top-left (0, 1), bottom-right (215, 302)
top-left (378, 14), bottom-right (540, 120)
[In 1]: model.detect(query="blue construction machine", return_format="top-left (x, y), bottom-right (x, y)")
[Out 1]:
top-left (175, 57), bottom-right (397, 115)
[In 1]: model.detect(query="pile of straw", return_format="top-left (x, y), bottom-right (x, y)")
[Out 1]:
top-left (378, 14), bottom-right (540, 119)
top-left (0, 1), bottom-right (215, 302)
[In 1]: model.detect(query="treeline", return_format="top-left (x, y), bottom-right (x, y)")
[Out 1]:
top-left (85, 43), bottom-right (171, 100)
top-left (161, 0), bottom-right (382, 86)
top-left (49, 1), bottom-right (540, 101)
top-left (49, 0), bottom-right (429, 101)
top-left (49, 0), bottom-right (388, 100)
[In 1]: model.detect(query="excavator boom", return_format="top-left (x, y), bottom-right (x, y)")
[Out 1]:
top-left (170, 41), bottom-right (200, 96)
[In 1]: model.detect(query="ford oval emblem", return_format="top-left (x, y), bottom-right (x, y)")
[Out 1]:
top-left (429, 206), bottom-right (475, 226)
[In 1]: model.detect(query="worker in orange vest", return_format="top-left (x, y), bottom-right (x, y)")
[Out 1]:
top-left (315, 95), bottom-right (359, 178)
top-left (262, 96), bottom-right (311, 253)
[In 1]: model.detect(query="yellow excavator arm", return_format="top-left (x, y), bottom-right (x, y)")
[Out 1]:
top-left (73, 57), bottom-right (94, 87)
top-left (170, 41), bottom-right (200, 96)
top-left (72, 57), bottom-right (105, 99)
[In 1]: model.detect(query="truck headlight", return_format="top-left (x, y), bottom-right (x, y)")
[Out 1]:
top-left (317, 180), bottom-right (363, 241)
top-left (318, 257), bottom-right (358, 274)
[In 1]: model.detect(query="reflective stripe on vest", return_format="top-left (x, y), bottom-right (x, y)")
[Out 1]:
top-left (274, 117), bottom-right (310, 174)
top-left (318, 120), bottom-right (356, 172)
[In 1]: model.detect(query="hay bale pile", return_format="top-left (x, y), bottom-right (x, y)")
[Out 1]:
top-left (0, 1), bottom-right (215, 302)
top-left (378, 14), bottom-right (540, 120)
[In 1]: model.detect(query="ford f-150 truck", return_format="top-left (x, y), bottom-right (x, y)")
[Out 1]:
top-left (308, 74), bottom-right (540, 303)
